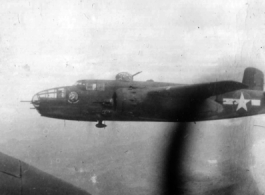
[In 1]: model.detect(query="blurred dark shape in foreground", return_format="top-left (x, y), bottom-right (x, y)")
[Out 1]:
top-left (162, 120), bottom-right (261, 195)
top-left (0, 151), bottom-right (90, 195)
top-left (162, 65), bottom-right (263, 194)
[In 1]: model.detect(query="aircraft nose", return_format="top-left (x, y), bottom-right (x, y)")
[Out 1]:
top-left (31, 87), bottom-right (67, 109)
top-left (31, 93), bottom-right (40, 109)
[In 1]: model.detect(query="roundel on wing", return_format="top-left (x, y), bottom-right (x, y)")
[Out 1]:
top-left (68, 91), bottom-right (79, 103)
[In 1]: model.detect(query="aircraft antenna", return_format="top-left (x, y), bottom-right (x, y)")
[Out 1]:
top-left (132, 71), bottom-right (142, 77)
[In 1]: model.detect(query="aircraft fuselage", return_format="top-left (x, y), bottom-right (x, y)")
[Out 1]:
top-left (32, 79), bottom-right (265, 124)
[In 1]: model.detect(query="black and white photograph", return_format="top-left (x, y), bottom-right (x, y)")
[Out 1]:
top-left (1, 0), bottom-right (265, 194)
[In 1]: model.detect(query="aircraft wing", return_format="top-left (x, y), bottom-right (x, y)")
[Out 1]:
top-left (0, 151), bottom-right (90, 195)
top-left (147, 81), bottom-right (248, 101)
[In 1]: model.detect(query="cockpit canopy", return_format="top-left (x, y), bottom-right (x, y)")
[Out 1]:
top-left (74, 81), bottom-right (85, 87)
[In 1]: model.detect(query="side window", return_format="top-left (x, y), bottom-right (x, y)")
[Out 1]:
top-left (86, 83), bottom-right (96, 90)
top-left (85, 83), bottom-right (105, 91)
top-left (97, 83), bottom-right (105, 91)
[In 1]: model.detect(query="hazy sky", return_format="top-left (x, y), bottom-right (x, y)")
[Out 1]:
top-left (0, 0), bottom-right (264, 137)
top-left (0, 0), bottom-right (264, 136)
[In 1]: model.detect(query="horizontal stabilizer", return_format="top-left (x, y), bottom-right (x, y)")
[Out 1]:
top-left (148, 81), bottom-right (248, 100)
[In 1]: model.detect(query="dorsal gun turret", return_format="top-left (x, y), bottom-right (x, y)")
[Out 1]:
top-left (115, 71), bottom-right (142, 82)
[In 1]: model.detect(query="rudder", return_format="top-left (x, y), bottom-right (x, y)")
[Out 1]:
top-left (242, 67), bottom-right (264, 91)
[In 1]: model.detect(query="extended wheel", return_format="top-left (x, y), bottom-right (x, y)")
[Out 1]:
top-left (96, 120), bottom-right (107, 128)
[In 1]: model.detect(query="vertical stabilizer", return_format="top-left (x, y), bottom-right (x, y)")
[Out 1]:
top-left (242, 67), bottom-right (264, 91)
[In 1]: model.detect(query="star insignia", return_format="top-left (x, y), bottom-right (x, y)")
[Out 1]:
top-left (235, 92), bottom-right (250, 111)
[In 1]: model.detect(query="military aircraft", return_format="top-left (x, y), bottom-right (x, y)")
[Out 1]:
top-left (30, 67), bottom-right (264, 128)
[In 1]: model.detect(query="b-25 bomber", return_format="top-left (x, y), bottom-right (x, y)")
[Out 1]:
top-left (30, 67), bottom-right (265, 128)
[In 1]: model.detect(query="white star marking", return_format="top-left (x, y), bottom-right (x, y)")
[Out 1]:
top-left (223, 93), bottom-right (260, 111)
top-left (236, 93), bottom-right (250, 111)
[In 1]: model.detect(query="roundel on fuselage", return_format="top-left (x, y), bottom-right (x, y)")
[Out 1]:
top-left (68, 91), bottom-right (79, 103)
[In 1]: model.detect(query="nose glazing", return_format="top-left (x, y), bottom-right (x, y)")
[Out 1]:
top-left (32, 94), bottom-right (40, 108)
top-left (32, 88), bottom-right (67, 106)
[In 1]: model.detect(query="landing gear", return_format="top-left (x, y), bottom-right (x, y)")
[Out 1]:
top-left (96, 120), bottom-right (107, 128)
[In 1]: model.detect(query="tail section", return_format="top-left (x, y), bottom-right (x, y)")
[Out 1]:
top-left (242, 67), bottom-right (264, 91)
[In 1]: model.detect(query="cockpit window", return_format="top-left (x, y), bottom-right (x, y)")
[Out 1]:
top-left (74, 81), bottom-right (85, 86)
top-left (74, 81), bottom-right (105, 91)
top-left (86, 83), bottom-right (96, 90)
top-left (96, 83), bottom-right (105, 91)
top-left (85, 83), bottom-right (105, 91)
